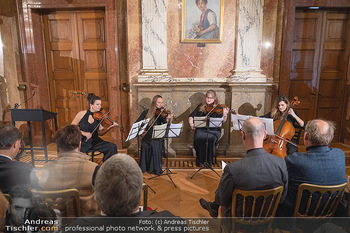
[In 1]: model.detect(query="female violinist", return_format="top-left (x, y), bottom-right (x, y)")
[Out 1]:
top-left (71, 93), bottom-right (118, 161)
top-left (188, 90), bottom-right (229, 167)
top-left (136, 95), bottom-right (173, 175)
top-left (262, 96), bottom-right (304, 154)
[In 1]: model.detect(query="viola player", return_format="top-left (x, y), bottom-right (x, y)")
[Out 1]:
top-left (261, 96), bottom-right (304, 155)
top-left (135, 95), bottom-right (172, 175)
top-left (71, 93), bottom-right (118, 161)
top-left (188, 90), bottom-right (229, 167)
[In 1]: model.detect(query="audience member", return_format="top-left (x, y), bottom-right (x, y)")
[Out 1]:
top-left (276, 119), bottom-right (347, 218)
top-left (66, 154), bottom-right (188, 233)
top-left (94, 153), bottom-right (176, 217)
top-left (0, 125), bottom-right (38, 194)
top-left (39, 125), bottom-right (100, 216)
top-left (200, 118), bottom-right (288, 218)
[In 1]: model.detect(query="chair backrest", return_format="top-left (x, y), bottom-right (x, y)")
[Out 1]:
top-left (142, 183), bottom-right (148, 211)
top-left (231, 186), bottom-right (284, 227)
top-left (294, 183), bottom-right (347, 218)
top-left (31, 189), bottom-right (81, 217)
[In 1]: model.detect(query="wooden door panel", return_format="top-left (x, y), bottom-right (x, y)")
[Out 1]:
top-left (45, 11), bottom-right (109, 128)
top-left (317, 12), bottom-right (349, 140)
top-left (290, 12), bottom-right (321, 123)
top-left (44, 13), bottom-right (81, 128)
top-left (77, 12), bottom-right (108, 110)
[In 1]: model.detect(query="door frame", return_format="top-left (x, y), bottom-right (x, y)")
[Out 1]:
top-left (17, 0), bottom-right (124, 148)
top-left (280, 0), bottom-right (350, 142)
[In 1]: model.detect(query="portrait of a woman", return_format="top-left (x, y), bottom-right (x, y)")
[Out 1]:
top-left (194, 0), bottom-right (219, 39)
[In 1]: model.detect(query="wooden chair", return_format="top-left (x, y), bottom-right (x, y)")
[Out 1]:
top-left (221, 186), bottom-right (283, 233)
top-left (294, 183), bottom-right (347, 218)
top-left (31, 189), bottom-right (81, 217)
top-left (293, 183), bottom-right (347, 232)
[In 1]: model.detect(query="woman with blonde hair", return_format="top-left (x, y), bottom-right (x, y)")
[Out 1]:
top-left (189, 90), bottom-right (229, 167)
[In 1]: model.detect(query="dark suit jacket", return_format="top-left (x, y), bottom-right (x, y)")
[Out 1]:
top-left (0, 155), bottom-right (38, 193)
top-left (215, 148), bottom-right (288, 217)
top-left (277, 146), bottom-right (347, 217)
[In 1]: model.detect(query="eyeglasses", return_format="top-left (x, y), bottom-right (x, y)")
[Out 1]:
top-left (206, 97), bottom-right (214, 99)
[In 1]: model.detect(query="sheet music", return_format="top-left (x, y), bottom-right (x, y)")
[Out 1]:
top-left (125, 118), bottom-right (150, 142)
top-left (152, 124), bottom-right (167, 139)
top-left (231, 114), bottom-right (251, 130)
top-left (209, 117), bottom-right (223, 128)
top-left (168, 122), bottom-right (183, 138)
top-left (221, 160), bottom-right (227, 172)
top-left (231, 114), bottom-right (274, 135)
top-left (193, 116), bottom-right (206, 128)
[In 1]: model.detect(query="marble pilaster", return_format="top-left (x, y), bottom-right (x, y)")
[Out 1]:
top-left (139, 0), bottom-right (171, 81)
top-left (230, 0), bottom-right (266, 82)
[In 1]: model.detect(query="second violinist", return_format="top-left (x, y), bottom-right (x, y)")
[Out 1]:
top-left (188, 90), bottom-right (229, 167)
top-left (135, 95), bottom-right (173, 175)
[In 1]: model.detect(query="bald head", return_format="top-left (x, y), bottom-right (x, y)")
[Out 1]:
top-left (242, 118), bottom-right (266, 149)
top-left (305, 119), bottom-right (335, 146)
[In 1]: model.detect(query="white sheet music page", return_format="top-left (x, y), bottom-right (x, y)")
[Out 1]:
top-left (152, 124), bottom-right (167, 139)
top-left (168, 122), bottom-right (183, 138)
top-left (209, 117), bottom-right (223, 128)
top-left (125, 118), bottom-right (150, 142)
top-left (221, 160), bottom-right (227, 172)
top-left (193, 116), bottom-right (206, 128)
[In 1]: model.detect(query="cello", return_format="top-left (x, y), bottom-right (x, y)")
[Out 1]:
top-left (263, 96), bottom-right (300, 158)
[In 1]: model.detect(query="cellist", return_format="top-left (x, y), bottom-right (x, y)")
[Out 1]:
top-left (261, 96), bottom-right (304, 154)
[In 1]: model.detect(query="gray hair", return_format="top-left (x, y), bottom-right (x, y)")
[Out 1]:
top-left (0, 125), bottom-right (22, 150)
top-left (242, 118), bottom-right (265, 139)
top-left (305, 119), bottom-right (335, 146)
top-left (94, 154), bottom-right (143, 216)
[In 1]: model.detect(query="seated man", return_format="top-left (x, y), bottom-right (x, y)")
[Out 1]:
top-left (39, 125), bottom-right (100, 216)
top-left (200, 118), bottom-right (288, 217)
top-left (66, 154), bottom-right (187, 232)
top-left (277, 119), bottom-right (348, 217)
top-left (0, 125), bottom-right (38, 193)
top-left (94, 153), bottom-right (177, 217)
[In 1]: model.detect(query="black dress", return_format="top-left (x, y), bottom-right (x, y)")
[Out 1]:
top-left (189, 105), bottom-right (223, 167)
top-left (79, 109), bottom-right (118, 161)
top-left (261, 111), bottom-right (304, 154)
top-left (136, 110), bottom-right (167, 175)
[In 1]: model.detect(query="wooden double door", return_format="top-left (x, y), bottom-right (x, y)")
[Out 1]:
top-left (43, 10), bottom-right (110, 127)
top-left (289, 9), bottom-right (350, 141)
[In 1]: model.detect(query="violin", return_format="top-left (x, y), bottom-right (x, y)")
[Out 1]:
top-left (93, 109), bottom-right (125, 133)
top-left (263, 96), bottom-right (300, 159)
top-left (206, 102), bottom-right (236, 115)
top-left (155, 108), bottom-right (172, 118)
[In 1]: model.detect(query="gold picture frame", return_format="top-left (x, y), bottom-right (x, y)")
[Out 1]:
top-left (181, 0), bottom-right (224, 43)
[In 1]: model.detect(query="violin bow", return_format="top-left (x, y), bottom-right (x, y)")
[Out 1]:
top-left (143, 107), bottom-right (165, 136)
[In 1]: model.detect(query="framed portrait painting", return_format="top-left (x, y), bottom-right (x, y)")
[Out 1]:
top-left (181, 0), bottom-right (224, 43)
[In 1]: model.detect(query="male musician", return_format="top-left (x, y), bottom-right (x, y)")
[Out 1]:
top-left (200, 118), bottom-right (288, 218)
top-left (0, 125), bottom-right (38, 193)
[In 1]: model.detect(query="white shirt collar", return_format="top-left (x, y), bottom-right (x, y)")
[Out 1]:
top-left (0, 154), bottom-right (13, 161)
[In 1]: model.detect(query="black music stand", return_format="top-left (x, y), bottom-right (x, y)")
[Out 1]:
top-left (148, 122), bottom-right (183, 188)
top-left (125, 118), bottom-right (156, 194)
top-left (10, 109), bottom-right (58, 167)
top-left (191, 116), bottom-right (222, 179)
